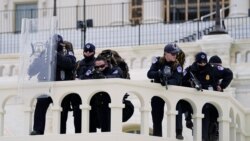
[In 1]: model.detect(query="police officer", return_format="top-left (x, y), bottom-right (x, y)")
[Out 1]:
top-left (82, 56), bottom-right (123, 132)
top-left (59, 41), bottom-right (82, 134)
top-left (208, 55), bottom-right (233, 140)
top-left (76, 43), bottom-right (96, 80)
top-left (209, 55), bottom-right (233, 92)
top-left (60, 43), bottom-right (96, 134)
top-left (147, 43), bottom-right (183, 139)
top-left (182, 52), bottom-right (221, 141)
top-left (30, 35), bottom-right (76, 135)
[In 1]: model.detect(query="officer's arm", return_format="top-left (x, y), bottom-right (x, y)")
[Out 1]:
top-left (106, 67), bottom-right (123, 78)
top-left (147, 61), bottom-right (160, 80)
top-left (79, 67), bottom-right (94, 80)
top-left (168, 66), bottom-right (182, 85)
top-left (181, 66), bottom-right (192, 87)
top-left (220, 68), bottom-right (233, 89)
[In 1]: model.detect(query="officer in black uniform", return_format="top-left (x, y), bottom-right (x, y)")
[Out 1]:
top-left (209, 55), bottom-right (233, 92)
top-left (59, 41), bottom-right (82, 134)
top-left (60, 43), bottom-right (96, 134)
top-left (76, 43), bottom-right (96, 80)
top-left (30, 35), bottom-right (76, 135)
top-left (208, 55), bottom-right (233, 140)
top-left (182, 52), bottom-right (224, 141)
top-left (81, 56), bottom-right (123, 132)
top-left (147, 43), bottom-right (183, 139)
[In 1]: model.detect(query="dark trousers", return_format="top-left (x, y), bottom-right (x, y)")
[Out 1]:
top-left (151, 96), bottom-right (165, 137)
top-left (202, 104), bottom-right (218, 141)
top-left (33, 97), bottom-right (53, 134)
top-left (60, 94), bottom-right (82, 134)
top-left (176, 102), bottom-right (183, 134)
top-left (33, 95), bottom-right (82, 134)
top-left (151, 97), bottom-right (191, 137)
top-left (176, 100), bottom-right (193, 134)
top-left (89, 93), bottom-right (111, 132)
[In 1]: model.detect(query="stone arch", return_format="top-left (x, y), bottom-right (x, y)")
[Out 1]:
top-left (9, 65), bottom-right (15, 76)
top-left (140, 57), bottom-right (147, 69)
top-left (246, 51), bottom-right (250, 63)
top-left (0, 94), bottom-right (18, 110)
top-left (176, 98), bottom-right (194, 136)
top-left (88, 91), bottom-right (111, 132)
top-left (60, 93), bottom-right (82, 134)
top-left (1, 95), bottom-right (24, 136)
top-left (0, 66), bottom-right (4, 77)
top-left (130, 58), bottom-right (136, 69)
top-left (235, 52), bottom-right (241, 63)
top-left (201, 102), bottom-right (220, 140)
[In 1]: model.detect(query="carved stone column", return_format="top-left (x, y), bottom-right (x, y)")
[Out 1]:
top-left (51, 105), bottom-right (61, 134)
top-left (110, 103), bottom-right (124, 133)
top-left (218, 117), bottom-right (230, 141)
top-left (0, 110), bottom-right (5, 136)
top-left (81, 104), bottom-right (90, 133)
top-left (140, 106), bottom-right (150, 135)
top-left (23, 106), bottom-right (32, 135)
top-left (167, 110), bottom-right (177, 139)
top-left (193, 113), bottom-right (203, 141)
top-left (230, 123), bottom-right (237, 141)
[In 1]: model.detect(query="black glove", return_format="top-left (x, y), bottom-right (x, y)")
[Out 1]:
top-left (158, 70), bottom-right (163, 79)
top-left (92, 70), bottom-right (105, 79)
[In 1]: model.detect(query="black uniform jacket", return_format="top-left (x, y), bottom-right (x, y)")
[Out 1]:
top-left (147, 57), bottom-right (182, 86)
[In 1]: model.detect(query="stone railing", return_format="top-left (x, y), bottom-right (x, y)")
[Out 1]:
top-left (0, 79), bottom-right (250, 141)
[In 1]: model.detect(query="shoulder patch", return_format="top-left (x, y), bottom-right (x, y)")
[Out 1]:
top-left (151, 56), bottom-right (158, 64)
top-left (112, 70), bottom-right (119, 74)
top-left (217, 65), bottom-right (224, 71)
top-left (85, 69), bottom-right (92, 76)
top-left (177, 66), bottom-right (182, 73)
top-left (68, 51), bottom-right (74, 56)
top-left (183, 70), bottom-right (187, 76)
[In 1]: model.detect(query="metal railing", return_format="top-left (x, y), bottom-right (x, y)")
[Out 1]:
top-left (0, 2), bottom-right (249, 54)
top-left (0, 17), bottom-right (250, 54)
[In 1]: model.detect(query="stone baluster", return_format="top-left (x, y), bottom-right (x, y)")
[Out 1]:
top-left (230, 123), bottom-right (237, 141)
top-left (110, 102), bottom-right (124, 133)
top-left (140, 105), bottom-right (151, 135)
top-left (167, 110), bottom-right (177, 139)
top-left (218, 117), bottom-right (230, 141)
top-left (0, 109), bottom-right (5, 136)
top-left (81, 104), bottom-right (90, 133)
top-left (193, 113), bottom-right (203, 141)
top-left (23, 106), bottom-right (32, 135)
top-left (51, 105), bottom-right (61, 134)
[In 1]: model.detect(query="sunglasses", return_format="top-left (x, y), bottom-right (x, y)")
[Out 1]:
top-left (95, 64), bottom-right (106, 69)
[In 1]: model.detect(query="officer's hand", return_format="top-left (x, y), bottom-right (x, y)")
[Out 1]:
top-left (92, 70), bottom-right (105, 79)
top-left (217, 85), bottom-right (223, 92)
top-left (158, 70), bottom-right (163, 78)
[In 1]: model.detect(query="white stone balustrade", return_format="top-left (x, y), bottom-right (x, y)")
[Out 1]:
top-left (0, 79), bottom-right (250, 141)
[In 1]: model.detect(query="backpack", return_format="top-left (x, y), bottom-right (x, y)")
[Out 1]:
top-left (97, 49), bottom-right (130, 79)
